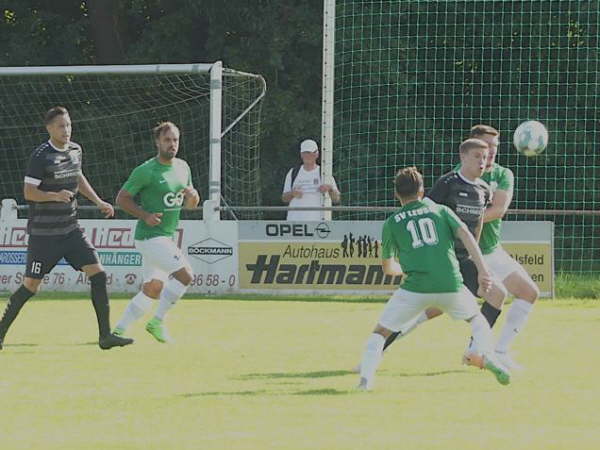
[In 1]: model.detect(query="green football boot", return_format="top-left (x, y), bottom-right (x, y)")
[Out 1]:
top-left (484, 355), bottom-right (511, 386)
top-left (145, 317), bottom-right (172, 343)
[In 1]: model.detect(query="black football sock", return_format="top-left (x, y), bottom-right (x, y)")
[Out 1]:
top-left (481, 301), bottom-right (502, 328)
top-left (382, 331), bottom-right (402, 352)
top-left (0, 285), bottom-right (36, 340)
top-left (89, 272), bottom-right (111, 338)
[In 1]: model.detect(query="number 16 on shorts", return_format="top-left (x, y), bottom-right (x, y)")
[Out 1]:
top-left (30, 261), bottom-right (42, 275)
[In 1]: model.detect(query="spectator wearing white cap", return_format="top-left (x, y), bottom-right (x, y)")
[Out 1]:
top-left (281, 139), bottom-right (340, 221)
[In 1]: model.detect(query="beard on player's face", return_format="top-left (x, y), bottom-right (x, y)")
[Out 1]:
top-left (158, 146), bottom-right (177, 160)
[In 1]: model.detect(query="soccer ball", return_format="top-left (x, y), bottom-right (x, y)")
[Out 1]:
top-left (513, 120), bottom-right (549, 157)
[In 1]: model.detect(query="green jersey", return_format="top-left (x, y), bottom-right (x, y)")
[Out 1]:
top-left (381, 198), bottom-right (465, 293)
top-left (122, 157), bottom-right (193, 240)
top-left (480, 163), bottom-right (514, 255)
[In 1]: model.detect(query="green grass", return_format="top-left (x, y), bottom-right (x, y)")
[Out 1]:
top-left (1, 299), bottom-right (599, 449)
top-left (555, 272), bottom-right (600, 299)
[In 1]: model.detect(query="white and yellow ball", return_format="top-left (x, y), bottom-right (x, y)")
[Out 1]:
top-left (513, 120), bottom-right (549, 157)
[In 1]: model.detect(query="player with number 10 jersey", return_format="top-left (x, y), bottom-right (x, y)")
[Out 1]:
top-left (381, 197), bottom-right (464, 293)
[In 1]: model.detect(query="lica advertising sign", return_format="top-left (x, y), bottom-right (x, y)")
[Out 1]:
top-left (238, 221), bottom-right (402, 293)
top-left (0, 219), bottom-right (238, 294)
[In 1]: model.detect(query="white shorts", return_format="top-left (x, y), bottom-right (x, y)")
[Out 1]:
top-left (135, 237), bottom-right (190, 283)
top-left (484, 246), bottom-right (529, 282)
top-left (378, 286), bottom-right (479, 332)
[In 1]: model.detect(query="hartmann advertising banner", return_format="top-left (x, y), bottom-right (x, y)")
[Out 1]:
top-left (238, 221), bottom-right (554, 297)
top-left (238, 221), bottom-right (403, 294)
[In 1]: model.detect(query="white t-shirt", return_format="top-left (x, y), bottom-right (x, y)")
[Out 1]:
top-left (282, 165), bottom-right (339, 221)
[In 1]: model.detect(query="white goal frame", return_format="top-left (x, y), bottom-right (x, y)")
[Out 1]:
top-left (0, 62), bottom-right (266, 221)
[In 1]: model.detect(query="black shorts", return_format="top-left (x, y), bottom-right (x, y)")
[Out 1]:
top-left (25, 228), bottom-right (99, 279)
top-left (459, 258), bottom-right (479, 297)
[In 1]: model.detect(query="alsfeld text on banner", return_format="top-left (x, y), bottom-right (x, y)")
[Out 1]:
top-left (499, 221), bottom-right (554, 297)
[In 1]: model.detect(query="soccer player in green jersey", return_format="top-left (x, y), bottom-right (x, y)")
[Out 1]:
top-left (113, 122), bottom-right (200, 343)
top-left (357, 167), bottom-right (510, 390)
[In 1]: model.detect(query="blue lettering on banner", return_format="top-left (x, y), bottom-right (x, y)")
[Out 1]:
top-left (0, 251), bottom-right (141, 266)
top-left (0, 251), bottom-right (69, 265)
top-left (98, 251), bottom-right (142, 266)
top-left (0, 251), bottom-right (26, 265)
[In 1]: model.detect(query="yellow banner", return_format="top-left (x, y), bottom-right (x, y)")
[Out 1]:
top-left (502, 243), bottom-right (553, 295)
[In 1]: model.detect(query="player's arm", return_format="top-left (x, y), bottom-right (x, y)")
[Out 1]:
top-left (23, 153), bottom-right (73, 203)
top-left (380, 220), bottom-right (404, 277)
top-left (483, 168), bottom-right (514, 222)
top-left (473, 214), bottom-right (484, 242)
top-left (77, 174), bottom-right (114, 218)
top-left (382, 257), bottom-right (403, 277)
top-left (182, 187), bottom-right (200, 209)
top-left (182, 167), bottom-right (200, 209)
top-left (483, 188), bottom-right (512, 222)
top-left (24, 182), bottom-right (72, 203)
top-left (117, 166), bottom-right (161, 226)
top-left (456, 226), bottom-right (491, 293)
top-left (116, 189), bottom-right (161, 226)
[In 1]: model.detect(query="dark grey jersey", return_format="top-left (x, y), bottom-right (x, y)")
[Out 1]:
top-left (24, 141), bottom-right (82, 236)
top-left (426, 170), bottom-right (491, 260)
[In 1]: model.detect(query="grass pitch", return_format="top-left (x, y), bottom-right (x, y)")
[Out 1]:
top-left (0, 298), bottom-right (599, 450)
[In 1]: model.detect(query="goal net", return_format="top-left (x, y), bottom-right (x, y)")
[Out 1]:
top-left (0, 63), bottom-right (265, 220)
top-left (325, 0), bottom-right (600, 272)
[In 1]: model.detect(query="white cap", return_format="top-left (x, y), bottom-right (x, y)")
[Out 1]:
top-left (300, 139), bottom-right (318, 153)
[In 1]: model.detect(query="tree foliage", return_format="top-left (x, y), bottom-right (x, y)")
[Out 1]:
top-left (1, 0), bottom-right (323, 212)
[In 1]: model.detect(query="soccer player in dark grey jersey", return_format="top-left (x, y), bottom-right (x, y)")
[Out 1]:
top-left (0, 106), bottom-right (133, 350)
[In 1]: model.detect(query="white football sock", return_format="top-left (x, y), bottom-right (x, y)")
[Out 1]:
top-left (115, 291), bottom-right (153, 330)
top-left (154, 278), bottom-right (188, 320)
top-left (359, 333), bottom-right (385, 389)
top-left (469, 313), bottom-right (493, 356)
top-left (495, 298), bottom-right (534, 353)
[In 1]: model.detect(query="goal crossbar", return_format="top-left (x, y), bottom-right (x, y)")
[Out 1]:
top-left (0, 64), bottom-right (214, 76)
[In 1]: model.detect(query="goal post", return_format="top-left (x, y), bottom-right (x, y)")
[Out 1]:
top-left (0, 62), bottom-right (266, 220)
top-left (322, 0), bottom-right (600, 273)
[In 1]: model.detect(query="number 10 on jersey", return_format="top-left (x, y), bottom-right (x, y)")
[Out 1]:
top-left (406, 218), bottom-right (439, 248)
